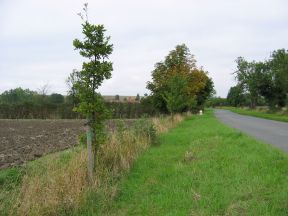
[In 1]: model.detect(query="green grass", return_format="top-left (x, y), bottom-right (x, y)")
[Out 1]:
top-left (0, 167), bottom-right (23, 215)
top-left (0, 167), bottom-right (22, 186)
top-left (93, 110), bottom-right (288, 215)
top-left (223, 107), bottom-right (288, 122)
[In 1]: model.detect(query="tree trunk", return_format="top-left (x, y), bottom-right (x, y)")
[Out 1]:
top-left (86, 118), bottom-right (94, 184)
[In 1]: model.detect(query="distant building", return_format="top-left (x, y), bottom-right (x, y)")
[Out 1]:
top-left (102, 95), bottom-right (141, 103)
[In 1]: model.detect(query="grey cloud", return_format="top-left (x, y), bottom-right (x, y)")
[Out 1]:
top-left (1, 0), bottom-right (288, 97)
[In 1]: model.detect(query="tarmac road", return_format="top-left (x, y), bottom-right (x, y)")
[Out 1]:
top-left (214, 109), bottom-right (288, 152)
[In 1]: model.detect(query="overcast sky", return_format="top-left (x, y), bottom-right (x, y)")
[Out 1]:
top-left (1, 0), bottom-right (287, 97)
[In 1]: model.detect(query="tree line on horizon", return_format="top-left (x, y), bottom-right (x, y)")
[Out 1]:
top-left (227, 49), bottom-right (288, 110)
top-left (0, 88), bottom-right (155, 119)
top-left (206, 49), bottom-right (288, 109)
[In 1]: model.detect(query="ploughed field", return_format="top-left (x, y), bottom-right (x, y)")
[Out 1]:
top-left (0, 119), bottom-right (86, 169)
top-left (0, 119), bottom-right (135, 169)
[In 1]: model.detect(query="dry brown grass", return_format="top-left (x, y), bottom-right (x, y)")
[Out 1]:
top-left (10, 115), bottom-right (185, 215)
top-left (153, 113), bottom-right (185, 134)
top-left (11, 132), bottom-right (150, 216)
top-left (14, 149), bottom-right (87, 216)
top-left (97, 132), bottom-right (150, 178)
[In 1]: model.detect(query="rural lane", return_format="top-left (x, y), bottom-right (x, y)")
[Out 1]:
top-left (214, 109), bottom-right (288, 152)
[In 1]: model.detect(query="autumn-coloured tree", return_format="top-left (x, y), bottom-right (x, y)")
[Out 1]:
top-left (147, 44), bottom-right (213, 113)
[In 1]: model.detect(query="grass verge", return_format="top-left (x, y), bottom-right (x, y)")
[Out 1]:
top-left (0, 147), bottom-right (87, 216)
top-left (222, 107), bottom-right (288, 122)
top-left (99, 110), bottom-right (288, 215)
top-left (0, 115), bottom-right (185, 216)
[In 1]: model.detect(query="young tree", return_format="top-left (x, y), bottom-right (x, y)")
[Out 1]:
top-left (72, 3), bottom-right (113, 182)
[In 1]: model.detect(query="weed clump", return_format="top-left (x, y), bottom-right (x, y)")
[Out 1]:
top-left (183, 151), bottom-right (196, 163)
